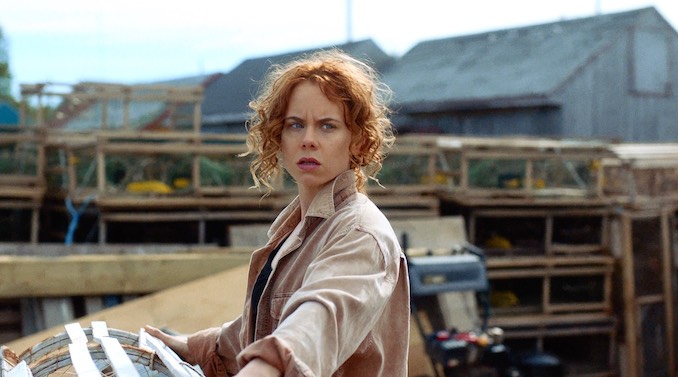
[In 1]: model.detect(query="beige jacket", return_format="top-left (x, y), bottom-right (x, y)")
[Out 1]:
top-left (186, 170), bottom-right (410, 376)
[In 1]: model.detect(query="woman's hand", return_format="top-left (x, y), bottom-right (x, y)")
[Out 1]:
top-left (234, 358), bottom-right (282, 377)
top-left (144, 325), bottom-right (190, 360)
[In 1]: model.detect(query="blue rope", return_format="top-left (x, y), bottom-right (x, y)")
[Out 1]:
top-left (65, 195), bottom-right (95, 246)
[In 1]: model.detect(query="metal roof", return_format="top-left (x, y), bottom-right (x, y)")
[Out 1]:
top-left (382, 7), bottom-right (666, 112)
top-left (201, 39), bottom-right (394, 126)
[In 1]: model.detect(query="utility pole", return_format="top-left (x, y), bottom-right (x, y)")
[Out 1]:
top-left (346, 0), bottom-right (353, 43)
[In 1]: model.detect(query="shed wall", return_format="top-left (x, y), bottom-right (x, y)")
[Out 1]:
top-left (553, 22), bottom-right (678, 142)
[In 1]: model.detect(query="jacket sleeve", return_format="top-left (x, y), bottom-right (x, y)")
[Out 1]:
top-left (237, 225), bottom-right (401, 376)
top-left (187, 317), bottom-right (244, 377)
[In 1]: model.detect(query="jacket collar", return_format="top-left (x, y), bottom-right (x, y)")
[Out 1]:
top-left (267, 170), bottom-right (357, 241)
top-left (306, 169), bottom-right (356, 219)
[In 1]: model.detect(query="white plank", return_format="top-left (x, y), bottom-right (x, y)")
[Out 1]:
top-left (1, 346), bottom-right (15, 376)
top-left (99, 336), bottom-right (141, 377)
top-left (64, 322), bottom-right (89, 344)
top-left (91, 321), bottom-right (109, 342)
top-left (139, 329), bottom-right (204, 377)
top-left (6, 361), bottom-right (33, 377)
top-left (68, 343), bottom-right (101, 377)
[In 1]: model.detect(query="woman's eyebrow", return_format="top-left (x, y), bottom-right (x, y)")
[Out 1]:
top-left (284, 115), bottom-right (343, 124)
top-left (318, 117), bottom-right (343, 123)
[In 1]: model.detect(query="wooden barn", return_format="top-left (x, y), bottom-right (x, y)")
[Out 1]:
top-left (383, 6), bottom-right (678, 142)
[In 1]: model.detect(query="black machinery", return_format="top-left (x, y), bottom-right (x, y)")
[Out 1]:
top-left (405, 236), bottom-right (564, 377)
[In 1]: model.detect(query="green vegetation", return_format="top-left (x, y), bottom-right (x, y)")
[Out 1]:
top-left (0, 26), bottom-right (12, 102)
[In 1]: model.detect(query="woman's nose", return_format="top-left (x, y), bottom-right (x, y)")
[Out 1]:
top-left (301, 128), bottom-right (317, 149)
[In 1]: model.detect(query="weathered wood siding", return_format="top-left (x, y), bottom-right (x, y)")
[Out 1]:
top-left (398, 107), bottom-right (562, 137)
top-left (554, 13), bottom-right (678, 142)
top-left (395, 10), bottom-right (678, 142)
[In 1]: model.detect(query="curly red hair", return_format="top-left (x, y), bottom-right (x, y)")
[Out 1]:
top-left (242, 49), bottom-right (395, 194)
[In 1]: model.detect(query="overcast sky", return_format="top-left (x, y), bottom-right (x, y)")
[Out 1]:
top-left (2, 0), bottom-right (677, 96)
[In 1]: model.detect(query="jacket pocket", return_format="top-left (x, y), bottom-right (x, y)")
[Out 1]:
top-left (270, 293), bottom-right (293, 321)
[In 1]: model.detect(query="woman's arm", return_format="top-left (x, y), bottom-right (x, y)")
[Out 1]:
top-left (235, 358), bottom-right (282, 377)
top-left (146, 318), bottom-right (245, 376)
top-left (238, 225), bottom-right (401, 375)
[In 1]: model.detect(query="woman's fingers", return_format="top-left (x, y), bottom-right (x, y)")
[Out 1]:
top-left (144, 325), bottom-right (190, 359)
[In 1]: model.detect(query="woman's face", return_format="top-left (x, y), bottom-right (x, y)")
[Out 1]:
top-left (281, 80), bottom-right (352, 200)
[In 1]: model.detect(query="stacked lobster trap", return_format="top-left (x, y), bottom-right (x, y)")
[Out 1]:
top-left (1, 321), bottom-right (203, 377)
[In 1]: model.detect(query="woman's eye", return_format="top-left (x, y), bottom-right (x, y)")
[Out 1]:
top-left (289, 122), bottom-right (303, 129)
top-left (321, 123), bottom-right (335, 130)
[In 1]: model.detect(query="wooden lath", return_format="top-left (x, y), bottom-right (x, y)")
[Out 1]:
top-left (19, 81), bottom-right (204, 132)
top-left (602, 142), bottom-right (678, 203)
top-left (427, 135), bottom-right (614, 201)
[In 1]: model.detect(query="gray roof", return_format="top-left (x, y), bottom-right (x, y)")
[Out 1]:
top-left (201, 39), bottom-right (394, 126)
top-left (383, 7), bottom-right (669, 112)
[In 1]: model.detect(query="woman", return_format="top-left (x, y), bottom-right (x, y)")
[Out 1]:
top-left (146, 49), bottom-right (410, 377)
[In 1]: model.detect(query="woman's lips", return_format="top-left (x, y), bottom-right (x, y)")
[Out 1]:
top-left (297, 157), bottom-right (320, 171)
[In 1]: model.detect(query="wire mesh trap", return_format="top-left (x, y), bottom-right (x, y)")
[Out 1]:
top-left (1, 322), bottom-right (203, 377)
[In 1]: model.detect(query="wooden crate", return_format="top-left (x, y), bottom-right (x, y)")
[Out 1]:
top-left (432, 135), bottom-right (611, 200)
top-left (486, 255), bottom-right (614, 316)
top-left (468, 207), bottom-right (610, 257)
top-left (610, 208), bottom-right (676, 377)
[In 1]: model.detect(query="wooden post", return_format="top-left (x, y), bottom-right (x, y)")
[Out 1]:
top-left (596, 158), bottom-right (605, 198)
top-left (192, 146), bottom-right (200, 194)
top-left (427, 151), bottom-right (436, 184)
top-left (96, 139), bottom-right (106, 194)
top-left (67, 149), bottom-right (78, 194)
top-left (601, 213), bottom-right (610, 251)
top-left (525, 158), bottom-right (534, 190)
top-left (660, 208), bottom-right (675, 373)
top-left (460, 153), bottom-right (469, 191)
top-left (543, 273), bottom-right (551, 314)
top-left (193, 95), bottom-right (202, 133)
top-left (30, 206), bottom-right (39, 244)
top-left (192, 89), bottom-right (203, 193)
top-left (166, 99), bottom-right (176, 129)
top-left (545, 214), bottom-right (553, 255)
top-left (19, 98), bottom-right (26, 129)
top-left (620, 212), bottom-right (638, 377)
top-left (198, 217), bottom-right (206, 245)
top-left (36, 90), bottom-right (44, 127)
top-left (36, 133), bottom-right (45, 182)
top-left (98, 216), bottom-right (107, 245)
top-left (468, 211), bottom-right (476, 245)
top-left (123, 87), bottom-right (131, 129)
